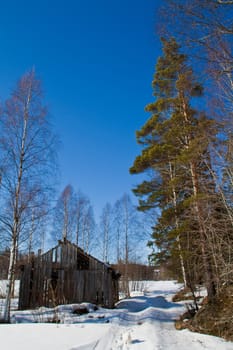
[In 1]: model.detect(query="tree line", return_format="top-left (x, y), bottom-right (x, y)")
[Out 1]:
top-left (130, 0), bottom-right (233, 302)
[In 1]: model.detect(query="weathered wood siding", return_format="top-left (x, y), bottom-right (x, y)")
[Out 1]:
top-left (19, 240), bottom-right (119, 310)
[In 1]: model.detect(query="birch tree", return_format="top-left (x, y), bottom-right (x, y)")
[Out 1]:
top-left (81, 205), bottom-right (95, 254)
top-left (100, 203), bottom-right (112, 263)
top-left (0, 70), bottom-right (57, 321)
top-left (74, 191), bottom-right (95, 252)
top-left (53, 184), bottom-right (76, 241)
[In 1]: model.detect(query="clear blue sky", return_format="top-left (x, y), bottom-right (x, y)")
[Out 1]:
top-left (0, 0), bottom-right (162, 218)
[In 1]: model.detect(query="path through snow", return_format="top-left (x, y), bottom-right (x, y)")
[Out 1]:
top-left (0, 281), bottom-right (232, 349)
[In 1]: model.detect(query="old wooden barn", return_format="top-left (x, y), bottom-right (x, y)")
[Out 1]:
top-left (19, 239), bottom-right (120, 310)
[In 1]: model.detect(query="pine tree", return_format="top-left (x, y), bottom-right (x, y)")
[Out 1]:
top-left (130, 38), bottom-right (218, 298)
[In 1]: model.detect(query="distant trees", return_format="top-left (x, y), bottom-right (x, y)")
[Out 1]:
top-left (78, 202), bottom-right (95, 254)
top-left (52, 185), bottom-right (96, 253)
top-left (51, 188), bottom-right (147, 267)
top-left (113, 194), bottom-right (140, 297)
top-left (74, 191), bottom-right (92, 247)
top-left (0, 71), bottom-right (57, 321)
top-left (53, 184), bottom-right (76, 241)
top-left (113, 194), bottom-right (142, 265)
top-left (98, 194), bottom-right (147, 266)
top-left (100, 202), bottom-right (112, 263)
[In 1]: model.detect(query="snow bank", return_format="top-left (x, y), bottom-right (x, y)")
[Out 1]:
top-left (0, 280), bottom-right (20, 297)
top-left (0, 280), bottom-right (232, 350)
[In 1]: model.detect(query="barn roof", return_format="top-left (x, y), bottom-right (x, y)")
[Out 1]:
top-left (39, 237), bottom-right (116, 272)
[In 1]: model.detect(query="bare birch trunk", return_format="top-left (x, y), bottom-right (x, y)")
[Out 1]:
top-left (62, 203), bottom-right (69, 240)
top-left (3, 77), bottom-right (31, 322)
top-left (190, 161), bottom-right (216, 299)
top-left (28, 211), bottom-right (35, 262)
top-left (3, 238), bottom-right (17, 321)
top-left (168, 161), bottom-right (187, 287)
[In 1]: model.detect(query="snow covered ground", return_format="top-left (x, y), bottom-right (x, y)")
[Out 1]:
top-left (0, 280), bottom-right (20, 297)
top-left (0, 280), bottom-right (232, 350)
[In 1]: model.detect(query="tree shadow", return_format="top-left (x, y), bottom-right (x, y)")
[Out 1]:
top-left (131, 339), bottom-right (145, 344)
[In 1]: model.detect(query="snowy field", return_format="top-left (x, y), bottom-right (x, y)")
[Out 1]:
top-left (0, 280), bottom-right (233, 349)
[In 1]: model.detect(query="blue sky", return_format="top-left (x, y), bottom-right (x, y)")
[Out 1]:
top-left (0, 0), bottom-right (162, 218)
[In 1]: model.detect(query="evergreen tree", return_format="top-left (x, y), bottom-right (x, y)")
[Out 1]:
top-left (130, 38), bottom-right (219, 298)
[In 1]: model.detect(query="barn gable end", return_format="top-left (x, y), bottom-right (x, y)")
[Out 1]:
top-left (19, 239), bottom-right (120, 309)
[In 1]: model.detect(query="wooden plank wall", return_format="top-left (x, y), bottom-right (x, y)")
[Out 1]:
top-left (19, 241), bottom-right (118, 310)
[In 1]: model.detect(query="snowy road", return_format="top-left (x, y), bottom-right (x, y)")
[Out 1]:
top-left (0, 281), bottom-right (232, 350)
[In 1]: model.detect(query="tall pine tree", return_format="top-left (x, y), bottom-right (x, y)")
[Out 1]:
top-left (130, 38), bottom-right (218, 299)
